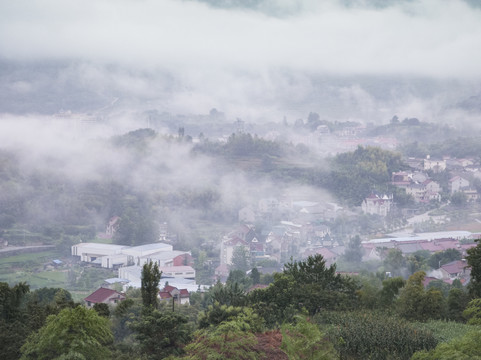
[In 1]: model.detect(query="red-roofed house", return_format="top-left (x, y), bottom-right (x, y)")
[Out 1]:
top-left (84, 287), bottom-right (126, 308)
top-left (158, 285), bottom-right (190, 305)
top-left (419, 241), bottom-right (444, 253)
top-left (440, 260), bottom-right (470, 281)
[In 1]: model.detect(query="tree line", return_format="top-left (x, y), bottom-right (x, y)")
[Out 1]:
top-left (3, 239), bottom-right (481, 359)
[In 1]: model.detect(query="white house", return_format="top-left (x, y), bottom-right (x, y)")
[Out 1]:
top-left (361, 194), bottom-right (393, 216)
top-left (450, 176), bottom-right (470, 194)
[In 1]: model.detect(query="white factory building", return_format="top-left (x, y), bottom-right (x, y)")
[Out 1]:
top-left (71, 242), bottom-right (189, 269)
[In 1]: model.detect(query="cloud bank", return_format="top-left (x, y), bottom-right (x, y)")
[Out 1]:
top-left (0, 0), bottom-right (480, 121)
top-left (1, 0), bottom-right (480, 78)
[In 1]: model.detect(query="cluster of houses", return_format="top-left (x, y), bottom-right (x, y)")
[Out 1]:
top-left (361, 155), bottom-right (480, 217)
top-left (83, 282), bottom-right (190, 309)
top-left (362, 230), bottom-right (478, 284)
top-left (216, 219), bottom-right (343, 279)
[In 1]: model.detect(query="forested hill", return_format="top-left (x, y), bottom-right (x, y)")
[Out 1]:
top-left (0, 128), bottom-right (410, 252)
top-left (194, 135), bottom-right (407, 206)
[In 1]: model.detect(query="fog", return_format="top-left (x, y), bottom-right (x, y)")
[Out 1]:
top-left (0, 0), bottom-right (480, 122)
top-left (1, 0), bottom-right (481, 245)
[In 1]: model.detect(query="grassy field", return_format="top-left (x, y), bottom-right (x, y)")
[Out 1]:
top-left (0, 249), bottom-right (68, 289)
top-left (0, 269), bottom-right (68, 288)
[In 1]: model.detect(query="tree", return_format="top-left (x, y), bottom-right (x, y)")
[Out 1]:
top-left (130, 308), bottom-right (191, 359)
top-left (379, 276), bottom-right (405, 307)
top-left (281, 315), bottom-right (338, 360)
top-left (227, 269), bottom-right (251, 290)
top-left (466, 239), bottom-right (481, 298)
top-left (210, 281), bottom-right (246, 307)
top-left (231, 246), bottom-right (250, 272)
top-left (184, 318), bottom-right (259, 360)
top-left (447, 288), bottom-right (469, 322)
top-left (198, 303), bottom-right (264, 332)
top-left (463, 298), bottom-right (481, 325)
top-left (451, 191), bottom-right (467, 206)
top-left (251, 255), bottom-right (358, 321)
top-left (20, 306), bottom-right (113, 360)
top-left (141, 261), bottom-right (162, 308)
top-left (384, 248), bottom-right (405, 276)
top-left (0, 282), bottom-right (31, 360)
top-left (250, 268), bottom-right (260, 285)
top-left (412, 330), bottom-right (481, 360)
top-left (428, 249), bottom-right (462, 269)
top-left (398, 271), bottom-right (444, 321)
top-left (343, 235), bottom-right (363, 263)
top-left (93, 303), bottom-right (110, 317)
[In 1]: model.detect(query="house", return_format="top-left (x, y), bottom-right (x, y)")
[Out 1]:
top-left (405, 184), bottom-right (426, 202)
top-left (84, 287), bottom-right (126, 308)
top-left (250, 238), bottom-right (265, 259)
top-left (106, 216), bottom-right (120, 237)
top-left (424, 180), bottom-right (441, 194)
top-left (361, 193), bottom-right (393, 216)
top-left (158, 285), bottom-right (190, 305)
top-left (450, 176), bottom-right (470, 194)
top-left (391, 171), bottom-right (411, 187)
top-left (439, 260), bottom-right (470, 280)
top-left (220, 236), bottom-right (249, 266)
top-left (463, 188), bottom-right (479, 202)
top-left (423, 156), bottom-right (446, 173)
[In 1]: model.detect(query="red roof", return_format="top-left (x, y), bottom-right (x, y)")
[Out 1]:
top-left (159, 286), bottom-right (189, 299)
top-left (159, 291), bottom-right (172, 299)
top-left (423, 276), bottom-right (439, 287)
top-left (419, 242), bottom-right (444, 252)
top-left (441, 260), bottom-right (469, 274)
top-left (84, 288), bottom-right (124, 303)
top-left (163, 285), bottom-right (177, 292)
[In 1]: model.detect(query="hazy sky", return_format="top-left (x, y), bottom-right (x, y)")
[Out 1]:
top-left (1, 0), bottom-right (480, 77)
top-left (1, 0), bottom-right (481, 120)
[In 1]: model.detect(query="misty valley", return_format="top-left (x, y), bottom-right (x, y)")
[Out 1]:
top-left (2, 0), bottom-right (481, 359)
top-left (2, 111), bottom-right (481, 359)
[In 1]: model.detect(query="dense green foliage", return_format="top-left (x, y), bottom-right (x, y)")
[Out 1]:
top-left (398, 271), bottom-right (445, 321)
top-left (141, 261), bottom-right (162, 308)
top-left (281, 315), bottom-right (338, 360)
top-left (325, 146), bottom-right (405, 205)
top-left (466, 239), bottom-right (481, 298)
top-left (129, 308), bottom-right (191, 359)
top-left (319, 311), bottom-right (437, 360)
top-left (20, 306), bottom-right (113, 360)
top-left (249, 255), bottom-right (358, 326)
top-left (412, 329), bottom-right (481, 360)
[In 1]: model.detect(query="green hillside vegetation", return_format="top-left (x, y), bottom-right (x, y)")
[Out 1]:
top-left (3, 247), bottom-right (481, 359)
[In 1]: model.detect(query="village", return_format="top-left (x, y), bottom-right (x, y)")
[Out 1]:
top-left (72, 147), bottom-right (481, 308)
